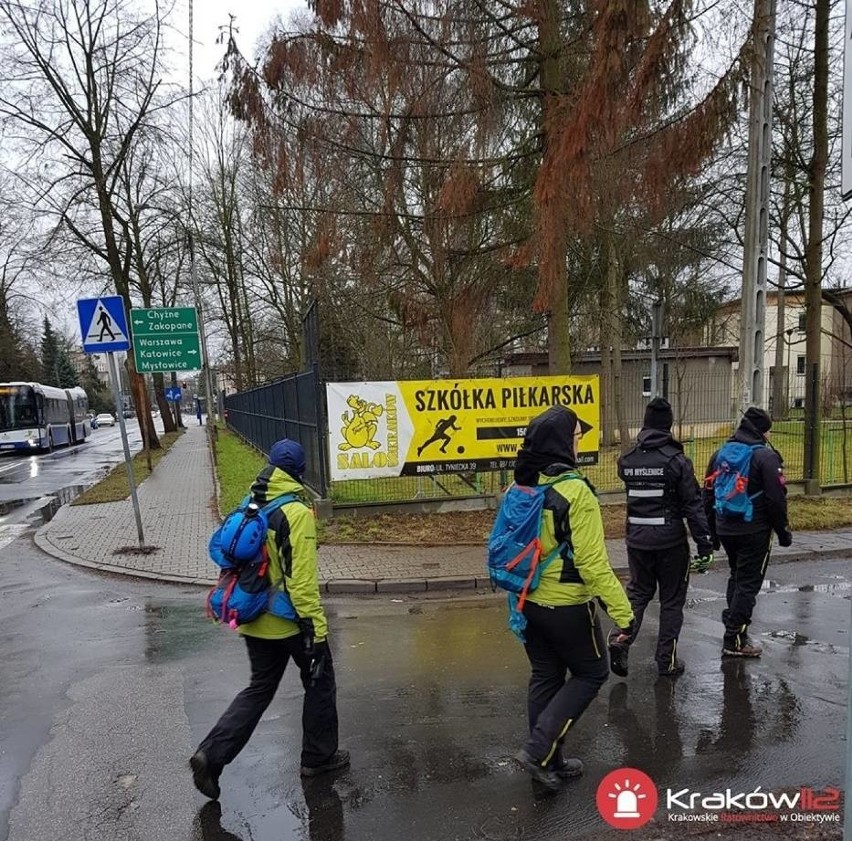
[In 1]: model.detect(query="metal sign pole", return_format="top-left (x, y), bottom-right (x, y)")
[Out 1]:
top-left (108, 351), bottom-right (144, 545)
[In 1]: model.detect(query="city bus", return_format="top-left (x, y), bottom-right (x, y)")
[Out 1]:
top-left (0, 382), bottom-right (90, 452)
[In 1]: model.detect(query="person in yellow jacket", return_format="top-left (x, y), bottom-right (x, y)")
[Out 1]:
top-left (512, 406), bottom-right (634, 790)
top-left (190, 439), bottom-right (348, 800)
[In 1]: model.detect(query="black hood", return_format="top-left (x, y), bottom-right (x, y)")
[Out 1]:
top-left (637, 428), bottom-right (683, 452)
top-left (731, 424), bottom-right (767, 446)
top-left (514, 406), bottom-right (579, 485)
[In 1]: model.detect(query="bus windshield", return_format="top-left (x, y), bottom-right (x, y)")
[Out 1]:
top-left (0, 385), bottom-right (39, 431)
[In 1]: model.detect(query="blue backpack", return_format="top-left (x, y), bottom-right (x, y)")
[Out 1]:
top-left (706, 442), bottom-right (764, 522)
top-left (207, 494), bottom-right (301, 628)
top-left (487, 474), bottom-right (580, 641)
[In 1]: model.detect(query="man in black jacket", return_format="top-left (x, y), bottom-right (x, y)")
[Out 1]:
top-left (703, 407), bottom-right (792, 658)
top-left (613, 398), bottom-right (714, 677)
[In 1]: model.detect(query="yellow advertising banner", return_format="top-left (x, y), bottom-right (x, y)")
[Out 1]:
top-left (327, 376), bottom-right (600, 481)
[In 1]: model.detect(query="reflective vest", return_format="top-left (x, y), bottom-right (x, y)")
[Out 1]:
top-left (618, 444), bottom-right (680, 527)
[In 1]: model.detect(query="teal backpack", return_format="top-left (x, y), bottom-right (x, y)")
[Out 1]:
top-left (487, 474), bottom-right (581, 641)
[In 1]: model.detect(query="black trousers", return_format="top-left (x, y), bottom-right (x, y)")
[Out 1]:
top-left (625, 542), bottom-right (690, 672)
top-left (522, 600), bottom-right (609, 766)
top-left (199, 635), bottom-right (339, 772)
top-left (719, 530), bottom-right (772, 646)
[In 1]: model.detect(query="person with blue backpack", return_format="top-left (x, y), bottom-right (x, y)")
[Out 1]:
top-left (489, 405), bottom-right (634, 791)
top-left (190, 439), bottom-right (348, 800)
top-left (702, 407), bottom-right (791, 658)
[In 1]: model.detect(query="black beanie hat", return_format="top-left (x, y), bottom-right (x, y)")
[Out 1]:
top-left (643, 397), bottom-right (673, 431)
top-left (742, 407), bottom-right (772, 435)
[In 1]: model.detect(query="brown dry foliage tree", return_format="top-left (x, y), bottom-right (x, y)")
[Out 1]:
top-left (223, 1), bottom-right (754, 378)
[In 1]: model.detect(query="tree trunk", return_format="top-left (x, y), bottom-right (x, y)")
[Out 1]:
top-left (611, 254), bottom-right (630, 452)
top-left (803, 0), bottom-right (828, 494)
top-left (152, 372), bottom-right (176, 433)
top-left (539, 0), bottom-right (570, 374)
top-left (600, 262), bottom-right (616, 448)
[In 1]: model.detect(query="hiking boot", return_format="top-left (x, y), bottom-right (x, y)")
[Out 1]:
top-left (189, 750), bottom-right (221, 800)
top-left (658, 660), bottom-right (686, 677)
top-left (514, 749), bottom-right (562, 791)
top-left (551, 754), bottom-right (584, 779)
top-left (300, 750), bottom-right (351, 778)
top-left (722, 637), bottom-right (762, 658)
top-left (608, 632), bottom-right (630, 678)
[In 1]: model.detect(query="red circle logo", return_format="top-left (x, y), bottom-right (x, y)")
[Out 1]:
top-left (596, 767), bottom-right (658, 830)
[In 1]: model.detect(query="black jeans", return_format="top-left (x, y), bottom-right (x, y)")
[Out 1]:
top-left (625, 542), bottom-right (690, 672)
top-left (719, 530), bottom-right (773, 646)
top-left (522, 600), bottom-right (609, 766)
top-left (199, 635), bottom-right (339, 772)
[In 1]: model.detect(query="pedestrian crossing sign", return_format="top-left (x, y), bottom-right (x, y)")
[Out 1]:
top-left (77, 295), bottom-right (130, 353)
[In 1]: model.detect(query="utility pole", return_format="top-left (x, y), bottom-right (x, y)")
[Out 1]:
top-left (650, 299), bottom-right (664, 398)
top-left (188, 0), bottom-right (216, 427)
top-left (739, 0), bottom-right (777, 413)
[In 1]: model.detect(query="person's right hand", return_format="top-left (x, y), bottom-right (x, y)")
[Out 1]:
top-left (778, 529), bottom-right (793, 547)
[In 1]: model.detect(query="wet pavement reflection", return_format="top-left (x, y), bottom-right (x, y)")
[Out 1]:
top-left (0, 537), bottom-right (847, 841)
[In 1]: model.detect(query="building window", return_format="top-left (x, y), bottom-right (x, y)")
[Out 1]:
top-left (642, 376), bottom-right (651, 397)
top-left (796, 355), bottom-right (806, 375)
top-left (797, 313), bottom-right (806, 332)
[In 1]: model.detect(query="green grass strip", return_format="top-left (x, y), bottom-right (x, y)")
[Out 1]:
top-left (72, 431), bottom-right (184, 505)
top-left (215, 428), bottom-right (266, 514)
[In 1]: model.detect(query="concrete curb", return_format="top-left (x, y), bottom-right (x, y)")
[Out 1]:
top-left (31, 524), bottom-right (852, 593)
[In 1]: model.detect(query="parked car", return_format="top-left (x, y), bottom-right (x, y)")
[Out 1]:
top-left (96, 413), bottom-right (116, 427)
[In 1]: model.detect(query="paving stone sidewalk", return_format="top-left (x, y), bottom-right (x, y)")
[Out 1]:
top-left (33, 424), bottom-right (852, 592)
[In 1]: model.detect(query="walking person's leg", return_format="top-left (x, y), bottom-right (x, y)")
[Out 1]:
top-left (523, 603), bottom-right (568, 732)
top-left (609, 547), bottom-right (656, 676)
top-left (722, 531), bottom-right (772, 656)
top-left (655, 542), bottom-right (690, 675)
top-left (191, 636), bottom-right (290, 797)
top-left (518, 602), bottom-right (609, 788)
top-left (719, 536), bottom-right (739, 631)
top-left (288, 638), bottom-right (348, 775)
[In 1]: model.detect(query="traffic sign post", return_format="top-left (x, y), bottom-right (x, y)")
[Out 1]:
top-left (76, 295), bottom-right (144, 546)
top-left (131, 307), bottom-right (201, 373)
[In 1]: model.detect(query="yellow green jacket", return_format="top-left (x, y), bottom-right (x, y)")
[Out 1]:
top-left (528, 471), bottom-right (634, 629)
top-left (237, 465), bottom-right (328, 641)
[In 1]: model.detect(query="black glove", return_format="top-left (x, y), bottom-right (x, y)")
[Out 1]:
top-left (308, 640), bottom-right (330, 687)
top-left (778, 529), bottom-right (793, 548)
top-left (711, 534), bottom-right (721, 551)
top-left (614, 620), bottom-right (635, 642)
top-left (696, 540), bottom-right (714, 560)
top-left (297, 618), bottom-right (316, 656)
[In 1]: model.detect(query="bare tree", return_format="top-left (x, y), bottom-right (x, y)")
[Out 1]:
top-left (0, 0), bottom-right (179, 447)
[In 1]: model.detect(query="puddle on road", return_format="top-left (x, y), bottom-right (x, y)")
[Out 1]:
top-left (36, 485), bottom-right (86, 523)
top-left (141, 602), bottom-right (217, 663)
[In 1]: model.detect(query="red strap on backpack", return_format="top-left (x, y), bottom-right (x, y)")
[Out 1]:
top-left (506, 538), bottom-right (542, 612)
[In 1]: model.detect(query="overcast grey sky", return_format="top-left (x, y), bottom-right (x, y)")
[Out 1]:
top-left (177, 0), bottom-right (308, 81)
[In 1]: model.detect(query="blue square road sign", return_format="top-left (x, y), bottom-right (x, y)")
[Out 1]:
top-left (77, 296), bottom-right (130, 353)
top-left (165, 387), bottom-right (182, 402)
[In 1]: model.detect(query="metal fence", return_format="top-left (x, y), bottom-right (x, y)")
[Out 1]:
top-left (223, 367), bottom-right (328, 496)
top-left (224, 367), bottom-right (852, 507)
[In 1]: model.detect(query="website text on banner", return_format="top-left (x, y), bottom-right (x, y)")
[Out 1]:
top-left (327, 376), bottom-right (600, 481)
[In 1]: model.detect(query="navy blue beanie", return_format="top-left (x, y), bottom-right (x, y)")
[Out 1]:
top-left (268, 439), bottom-right (306, 480)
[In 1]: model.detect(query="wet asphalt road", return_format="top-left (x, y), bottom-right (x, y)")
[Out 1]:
top-left (0, 531), bottom-right (848, 841)
top-left (0, 422), bottom-right (144, 520)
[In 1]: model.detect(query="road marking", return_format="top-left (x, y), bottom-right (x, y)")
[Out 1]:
top-left (0, 525), bottom-right (29, 553)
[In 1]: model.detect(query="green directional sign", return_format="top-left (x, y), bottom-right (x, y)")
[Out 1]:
top-left (130, 306), bottom-right (201, 372)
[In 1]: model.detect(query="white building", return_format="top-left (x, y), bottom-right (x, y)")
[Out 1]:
top-left (704, 289), bottom-right (852, 410)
